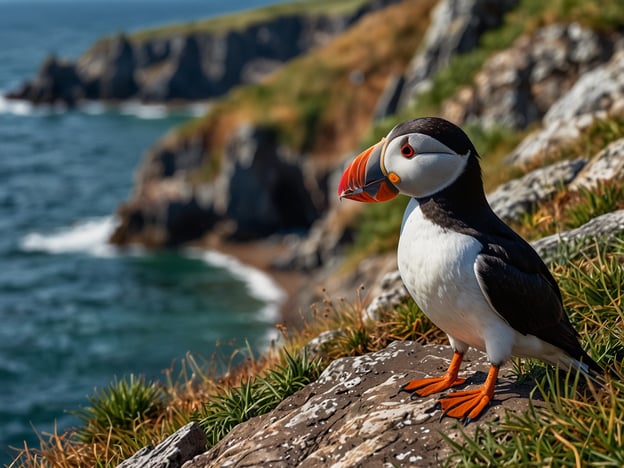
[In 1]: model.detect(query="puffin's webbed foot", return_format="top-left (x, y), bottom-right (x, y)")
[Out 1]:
top-left (439, 364), bottom-right (499, 424)
top-left (401, 375), bottom-right (466, 396)
top-left (401, 351), bottom-right (466, 396)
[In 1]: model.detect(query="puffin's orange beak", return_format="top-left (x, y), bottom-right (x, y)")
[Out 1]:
top-left (338, 141), bottom-right (398, 203)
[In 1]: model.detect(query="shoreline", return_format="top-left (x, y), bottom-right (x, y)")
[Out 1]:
top-left (201, 237), bottom-right (310, 329)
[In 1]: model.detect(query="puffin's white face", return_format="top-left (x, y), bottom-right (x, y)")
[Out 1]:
top-left (381, 132), bottom-right (470, 199)
top-left (338, 118), bottom-right (473, 203)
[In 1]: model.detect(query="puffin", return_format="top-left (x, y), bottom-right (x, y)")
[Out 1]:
top-left (338, 117), bottom-right (602, 423)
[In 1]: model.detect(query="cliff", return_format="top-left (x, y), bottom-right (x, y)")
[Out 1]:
top-left (112, 1), bottom-right (624, 466)
top-left (5, 0), bottom-right (398, 105)
top-left (108, 0), bottom-right (442, 246)
top-left (10, 0), bottom-right (624, 466)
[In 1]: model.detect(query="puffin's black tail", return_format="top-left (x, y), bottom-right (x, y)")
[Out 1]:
top-left (573, 350), bottom-right (606, 386)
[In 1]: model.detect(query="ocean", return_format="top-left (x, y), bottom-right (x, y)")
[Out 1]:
top-left (0, 0), bottom-right (288, 463)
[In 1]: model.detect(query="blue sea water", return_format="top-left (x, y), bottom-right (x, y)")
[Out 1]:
top-left (0, 0), bottom-right (288, 463)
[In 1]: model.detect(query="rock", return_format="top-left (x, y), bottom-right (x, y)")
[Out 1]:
top-left (112, 124), bottom-right (321, 246)
top-left (442, 23), bottom-right (618, 129)
top-left (273, 212), bottom-right (353, 271)
top-left (507, 48), bottom-right (624, 167)
top-left (214, 125), bottom-right (319, 240)
top-left (373, 74), bottom-right (405, 121)
top-left (140, 36), bottom-right (212, 101)
top-left (110, 178), bottom-right (218, 247)
top-left (487, 158), bottom-right (587, 222)
top-left (116, 422), bottom-right (207, 468)
top-left (398, 0), bottom-right (518, 108)
top-left (531, 209), bottom-right (624, 264)
top-left (301, 329), bottom-right (345, 361)
top-left (134, 132), bottom-right (208, 188)
top-left (98, 34), bottom-right (138, 100)
top-left (7, 0), bottom-right (398, 105)
top-left (365, 270), bottom-right (409, 320)
top-left (569, 138), bottom-right (624, 191)
top-left (6, 55), bottom-right (83, 105)
top-left (183, 341), bottom-right (538, 467)
top-left (543, 48), bottom-right (624, 125)
top-left (504, 112), bottom-right (600, 168)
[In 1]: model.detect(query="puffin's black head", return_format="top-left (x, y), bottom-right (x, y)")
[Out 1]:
top-left (338, 117), bottom-right (482, 202)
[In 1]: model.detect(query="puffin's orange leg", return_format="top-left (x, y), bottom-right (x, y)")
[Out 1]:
top-left (401, 351), bottom-right (466, 396)
top-left (439, 364), bottom-right (499, 423)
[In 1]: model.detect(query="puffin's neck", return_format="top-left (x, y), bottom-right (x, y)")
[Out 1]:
top-left (415, 156), bottom-right (490, 229)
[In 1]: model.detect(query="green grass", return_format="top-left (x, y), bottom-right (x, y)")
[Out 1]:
top-left (10, 0), bottom-right (624, 465)
top-left (11, 236), bottom-right (624, 467)
top-left (564, 182), bottom-right (624, 229)
top-left (445, 238), bottom-right (624, 466)
top-left (71, 375), bottom-right (164, 444)
top-left (444, 366), bottom-right (624, 467)
top-left (198, 349), bottom-right (323, 447)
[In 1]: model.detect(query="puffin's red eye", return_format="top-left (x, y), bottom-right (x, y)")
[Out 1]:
top-left (401, 143), bottom-right (415, 158)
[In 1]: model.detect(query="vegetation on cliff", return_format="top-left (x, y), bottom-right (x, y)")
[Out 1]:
top-left (169, 0), bottom-right (437, 178)
top-left (9, 0), bottom-right (624, 466)
top-left (12, 233), bottom-right (624, 466)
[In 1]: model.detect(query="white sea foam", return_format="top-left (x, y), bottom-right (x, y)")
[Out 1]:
top-left (20, 216), bottom-right (119, 257)
top-left (0, 93), bottom-right (210, 119)
top-left (190, 248), bottom-right (286, 329)
top-left (116, 101), bottom-right (211, 119)
top-left (119, 102), bottom-right (169, 119)
top-left (0, 94), bottom-right (66, 116)
top-left (20, 218), bottom-right (284, 346)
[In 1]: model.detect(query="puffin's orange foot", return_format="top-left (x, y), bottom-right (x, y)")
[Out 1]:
top-left (400, 351), bottom-right (466, 396)
top-left (401, 375), bottom-right (466, 396)
top-left (439, 365), bottom-right (499, 424)
top-left (439, 387), bottom-right (493, 422)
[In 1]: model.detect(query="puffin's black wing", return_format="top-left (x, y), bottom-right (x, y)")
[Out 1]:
top-left (473, 216), bottom-right (601, 372)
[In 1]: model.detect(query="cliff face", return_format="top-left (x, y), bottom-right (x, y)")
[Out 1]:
top-left (11, 1), bottom-right (624, 466)
top-left (5, 0), bottom-right (397, 105)
top-left (109, 0), bottom-right (440, 246)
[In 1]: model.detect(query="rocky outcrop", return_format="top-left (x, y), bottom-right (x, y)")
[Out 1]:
top-left (532, 210), bottom-right (624, 263)
top-left (506, 48), bottom-right (624, 167)
top-left (214, 125), bottom-right (319, 240)
top-left (116, 422), bottom-right (206, 468)
top-left (570, 138), bottom-right (624, 191)
top-left (388, 0), bottom-right (518, 116)
top-left (111, 125), bottom-right (319, 245)
top-left (183, 341), bottom-right (538, 467)
top-left (442, 23), bottom-right (620, 129)
top-left (487, 158), bottom-right (587, 222)
top-left (6, 0), bottom-right (398, 105)
top-left (9, 56), bottom-right (84, 105)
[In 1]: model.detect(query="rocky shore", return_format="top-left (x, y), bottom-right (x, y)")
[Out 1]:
top-left (8, 0), bottom-right (624, 465)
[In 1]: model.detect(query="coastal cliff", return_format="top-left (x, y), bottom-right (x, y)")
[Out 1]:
top-left (5, 0), bottom-right (398, 105)
top-left (9, 0), bottom-right (624, 466)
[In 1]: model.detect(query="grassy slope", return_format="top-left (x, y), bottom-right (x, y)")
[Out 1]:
top-left (10, 0), bottom-right (624, 466)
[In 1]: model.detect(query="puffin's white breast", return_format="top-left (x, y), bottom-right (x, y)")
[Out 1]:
top-left (397, 198), bottom-right (513, 357)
